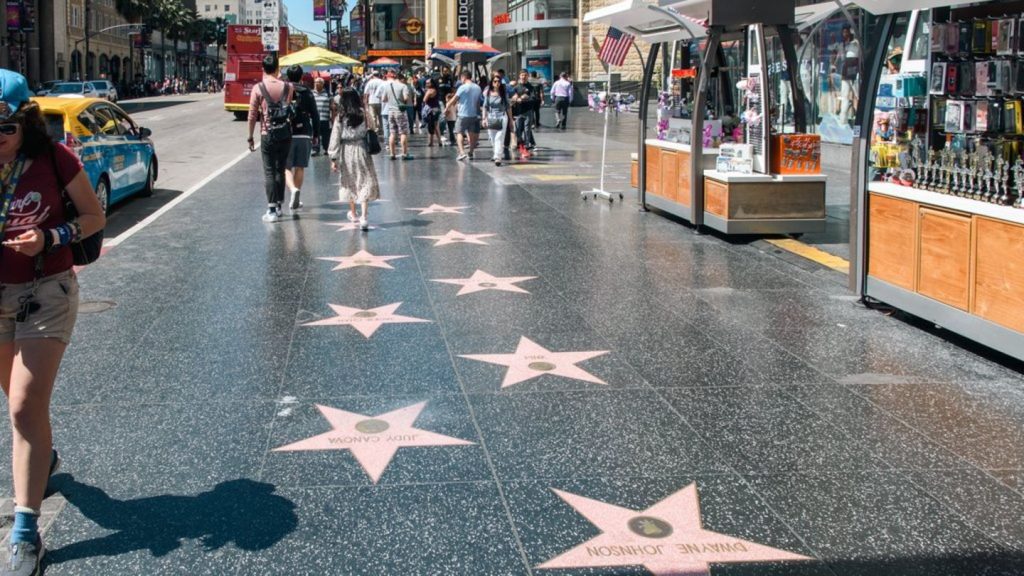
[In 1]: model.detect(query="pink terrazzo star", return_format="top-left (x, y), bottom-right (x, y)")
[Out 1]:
top-left (273, 402), bottom-right (474, 483)
top-left (317, 249), bottom-right (408, 271)
top-left (431, 270), bottom-right (537, 296)
top-left (302, 303), bottom-right (430, 338)
top-left (404, 203), bottom-right (469, 215)
top-left (324, 221), bottom-right (378, 232)
top-left (415, 230), bottom-right (496, 246)
top-left (459, 336), bottom-right (609, 388)
top-left (538, 483), bottom-right (811, 575)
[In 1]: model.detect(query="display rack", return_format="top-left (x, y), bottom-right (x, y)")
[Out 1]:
top-left (854, 0), bottom-right (1024, 361)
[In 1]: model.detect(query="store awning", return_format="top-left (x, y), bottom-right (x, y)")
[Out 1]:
top-left (853, 0), bottom-right (963, 14)
top-left (493, 18), bottom-right (578, 37)
top-left (583, 0), bottom-right (707, 43)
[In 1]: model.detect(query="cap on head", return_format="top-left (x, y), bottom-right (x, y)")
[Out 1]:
top-left (0, 69), bottom-right (32, 121)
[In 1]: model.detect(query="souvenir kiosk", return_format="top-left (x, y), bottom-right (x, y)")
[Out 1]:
top-left (853, 0), bottom-right (1024, 360)
top-left (587, 0), bottom-right (827, 234)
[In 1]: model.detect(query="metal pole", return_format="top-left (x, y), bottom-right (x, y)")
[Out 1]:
top-left (637, 43), bottom-right (660, 211)
top-left (690, 26), bottom-right (722, 229)
top-left (852, 13), bottom-right (895, 296)
top-left (777, 24), bottom-right (807, 133)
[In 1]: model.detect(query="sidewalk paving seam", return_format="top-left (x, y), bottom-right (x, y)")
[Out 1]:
top-left (403, 220), bottom-right (538, 576)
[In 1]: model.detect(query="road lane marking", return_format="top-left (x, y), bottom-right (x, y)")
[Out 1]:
top-left (764, 238), bottom-right (849, 274)
top-left (105, 147), bottom-right (255, 248)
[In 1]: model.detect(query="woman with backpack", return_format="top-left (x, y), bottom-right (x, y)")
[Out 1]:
top-left (0, 70), bottom-right (105, 576)
top-left (483, 77), bottom-right (513, 166)
top-left (422, 78), bottom-right (442, 147)
top-left (329, 88), bottom-right (380, 231)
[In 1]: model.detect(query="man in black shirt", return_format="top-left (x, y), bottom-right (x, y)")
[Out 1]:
top-left (511, 70), bottom-right (538, 158)
top-left (284, 65), bottom-right (319, 211)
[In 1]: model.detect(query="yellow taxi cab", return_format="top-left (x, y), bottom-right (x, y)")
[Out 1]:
top-left (32, 96), bottom-right (158, 213)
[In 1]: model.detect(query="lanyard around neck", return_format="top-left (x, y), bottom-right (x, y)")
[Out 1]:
top-left (0, 155), bottom-right (26, 237)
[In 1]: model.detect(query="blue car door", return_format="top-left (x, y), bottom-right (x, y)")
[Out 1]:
top-left (107, 106), bottom-right (147, 190)
top-left (89, 104), bottom-right (130, 201)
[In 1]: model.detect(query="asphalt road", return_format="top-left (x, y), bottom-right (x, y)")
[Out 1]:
top-left (105, 92), bottom-right (251, 237)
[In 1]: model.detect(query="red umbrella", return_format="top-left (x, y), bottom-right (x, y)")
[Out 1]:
top-left (368, 57), bottom-right (401, 68)
top-left (432, 37), bottom-right (501, 57)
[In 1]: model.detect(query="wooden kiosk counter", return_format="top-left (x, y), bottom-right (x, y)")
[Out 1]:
top-left (632, 140), bottom-right (827, 235)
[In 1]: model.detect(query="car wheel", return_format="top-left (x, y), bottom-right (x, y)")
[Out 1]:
top-left (96, 176), bottom-right (110, 214)
top-left (140, 161), bottom-right (155, 197)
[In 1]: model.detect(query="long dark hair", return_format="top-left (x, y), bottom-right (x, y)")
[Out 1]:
top-left (485, 80), bottom-right (507, 106)
top-left (338, 88), bottom-right (365, 128)
top-left (12, 102), bottom-right (53, 158)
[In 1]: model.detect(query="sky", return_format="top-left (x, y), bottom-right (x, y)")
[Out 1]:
top-left (283, 0), bottom-right (349, 45)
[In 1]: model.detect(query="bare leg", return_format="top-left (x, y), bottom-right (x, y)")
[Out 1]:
top-left (292, 167), bottom-right (305, 191)
top-left (285, 169), bottom-right (296, 191)
top-left (361, 201), bottom-right (368, 218)
top-left (4, 339), bottom-right (65, 510)
top-left (401, 134), bottom-right (409, 156)
top-left (457, 132), bottom-right (465, 155)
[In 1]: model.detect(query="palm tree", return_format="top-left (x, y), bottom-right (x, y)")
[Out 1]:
top-left (113, 0), bottom-right (154, 86)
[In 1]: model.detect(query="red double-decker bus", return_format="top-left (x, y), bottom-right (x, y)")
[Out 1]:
top-left (224, 24), bottom-right (289, 119)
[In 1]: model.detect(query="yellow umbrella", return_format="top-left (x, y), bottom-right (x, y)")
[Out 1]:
top-left (279, 46), bottom-right (359, 68)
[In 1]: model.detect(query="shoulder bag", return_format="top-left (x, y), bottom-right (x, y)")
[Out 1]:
top-left (52, 147), bottom-right (103, 265)
top-left (364, 127), bottom-right (382, 155)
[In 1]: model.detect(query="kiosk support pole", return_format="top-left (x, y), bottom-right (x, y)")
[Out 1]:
top-left (637, 43), bottom-right (661, 211)
top-left (777, 24), bottom-right (807, 133)
top-left (689, 26), bottom-right (723, 229)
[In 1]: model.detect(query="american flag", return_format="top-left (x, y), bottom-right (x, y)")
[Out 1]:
top-left (598, 27), bottom-right (635, 68)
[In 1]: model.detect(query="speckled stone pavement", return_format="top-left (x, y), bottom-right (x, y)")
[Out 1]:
top-left (6, 110), bottom-right (1024, 575)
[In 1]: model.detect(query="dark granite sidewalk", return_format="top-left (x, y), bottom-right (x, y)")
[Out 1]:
top-left (8, 109), bottom-right (1024, 575)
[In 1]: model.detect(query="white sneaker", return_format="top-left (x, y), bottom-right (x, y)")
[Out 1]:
top-left (262, 209), bottom-right (279, 223)
top-left (347, 210), bottom-right (357, 222)
top-left (456, 153), bottom-right (468, 161)
top-left (359, 215), bottom-right (369, 230)
top-left (289, 190), bottom-right (303, 211)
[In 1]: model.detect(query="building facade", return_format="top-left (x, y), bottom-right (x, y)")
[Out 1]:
top-left (360, 0), bottom-right (425, 65)
top-left (200, 0), bottom-right (248, 24)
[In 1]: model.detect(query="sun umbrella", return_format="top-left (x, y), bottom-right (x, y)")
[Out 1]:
top-left (367, 57), bottom-right (401, 68)
top-left (279, 46), bottom-right (359, 68)
top-left (431, 37), bottom-right (501, 57)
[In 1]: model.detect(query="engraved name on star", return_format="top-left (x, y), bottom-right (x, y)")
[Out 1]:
top-left (404, 204), bottom-right (469, 215)
top-left (302, 303), bottom-right (431, 338)
top-left (459, 336), bottom-right (609, 388)
top-left (538, 483), bottom-right (811, 575)
top-left (431, 270), bottom-right (537, 296)
top-left (273, 402), bottom-right (474, 483)
top-left (317, 249), bottom-right (408, 271)
top-left (415, 230), bottom-right (496, 247)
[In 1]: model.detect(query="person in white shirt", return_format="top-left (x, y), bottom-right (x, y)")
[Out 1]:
top-left (550, 71), bottom-right (573, 129)
top-left (362, 71), bottom-right (385, 139)
top-left (377, 70), bottom-right (414, 160)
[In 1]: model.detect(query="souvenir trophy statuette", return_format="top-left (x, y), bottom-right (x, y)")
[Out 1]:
top-left (999, 157), bottom-right (1012, 205)
top-left (1013, 158), bottom-right (1024, 208)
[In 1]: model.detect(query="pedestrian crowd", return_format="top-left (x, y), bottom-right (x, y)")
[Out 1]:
top-left (246, 54), bottom-right (575, 227)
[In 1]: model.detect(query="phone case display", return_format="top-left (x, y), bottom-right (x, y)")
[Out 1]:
top-left (900, 11), bottom-right (1024, 208)
top-left (770, 134), bottom-right (821, 174)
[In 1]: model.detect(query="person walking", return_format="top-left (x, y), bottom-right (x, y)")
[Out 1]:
top-left (378, 70), bottom-right (413, 161)
top-left (530, 71), bottom-right (545, 128)
top-left (422, 78), bottom-right (442, 147)
top-left (283, 66), bottom-right (319, 212)
top-left (312, 77), bottom-right (332, 156)
top-left (483, 77), bottom-right (512, 166)
top-left (443, 92), bottom-right (458, 146)
top-left (448, 70), bottom-right (482, 161)
top-left (247, 53), bottom-right (293, 223)
top-left (362, 71), bottom-right (385, 141)
top-left (329, 88), bottom-right (380, 231)
top-left (495, 71), bottom-right (513, 161)
top-left (511, 70), bottom-right (538, 159)
top-left (0, 70), bottom-right (106, 576)
top-left (551, 71), bottom-right (573, 130)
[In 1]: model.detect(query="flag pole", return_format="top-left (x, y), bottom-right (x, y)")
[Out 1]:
top-left (583, 63), bottom-right (619, 203)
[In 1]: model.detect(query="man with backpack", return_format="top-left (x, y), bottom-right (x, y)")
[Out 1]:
top-left (247, 53), bottom-right (293, 223)
top-left (283, 66), bottom-right (319, 212)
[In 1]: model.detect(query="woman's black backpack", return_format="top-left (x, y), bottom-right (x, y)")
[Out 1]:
top-left (51, 147), bottom-right (103, 265)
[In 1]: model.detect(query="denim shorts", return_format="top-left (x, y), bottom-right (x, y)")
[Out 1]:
top-left (0, 270), bottom-right (79, 345)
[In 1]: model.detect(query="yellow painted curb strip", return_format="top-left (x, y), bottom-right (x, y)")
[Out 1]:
top-left (765, 238), bottom-right (850, 274)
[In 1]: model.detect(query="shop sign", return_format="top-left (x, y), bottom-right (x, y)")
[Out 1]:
top-left (368, 49), bottom-right (424, 57)
top-left (456, 0), bottom-right (483, 39)
top-left (405, 17), bottom-right (423, 35)
top-left (288, 34), bottom-right (309, 53)
top-left (672, 68), bottom-right (697, 78)
top-left (313, 0), bottom-right (326, 21)
top-left (493, 13), bottom-right (510, 26)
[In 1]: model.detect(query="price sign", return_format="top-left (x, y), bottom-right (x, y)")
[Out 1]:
top-left (261, 0), bottom-right (280, 51)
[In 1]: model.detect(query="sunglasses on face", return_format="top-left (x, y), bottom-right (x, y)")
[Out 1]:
top-left (0, 124), bottom-right (18, 136)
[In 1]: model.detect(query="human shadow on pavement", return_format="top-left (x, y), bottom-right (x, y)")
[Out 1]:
top-left (46, 475), bottom-right (297, 564)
